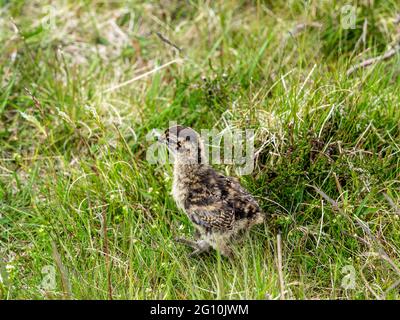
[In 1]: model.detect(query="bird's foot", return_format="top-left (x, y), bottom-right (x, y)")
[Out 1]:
top-left (174, 237), bottom-right (210, 257)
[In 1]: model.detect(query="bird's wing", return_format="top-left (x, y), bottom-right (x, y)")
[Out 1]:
top-left (184, 168), bottom-right (259, 231)
top-left (188, 205), bottom-right (235, 231)
top-left (213, 172), bottom-right (262, 219)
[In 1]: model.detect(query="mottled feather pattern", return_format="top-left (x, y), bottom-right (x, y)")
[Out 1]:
top-left (175, 164), bottom-right (262, 232)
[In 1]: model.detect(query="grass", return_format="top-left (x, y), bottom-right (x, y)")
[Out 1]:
top-left (1, 0), bottom-right (400, 300)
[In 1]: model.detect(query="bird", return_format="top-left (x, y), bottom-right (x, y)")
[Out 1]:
top-left (159, 125), bottom-right (264, 258)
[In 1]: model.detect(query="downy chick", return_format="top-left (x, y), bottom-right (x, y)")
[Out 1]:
top-left (160, 125), bottom-right (264, 258)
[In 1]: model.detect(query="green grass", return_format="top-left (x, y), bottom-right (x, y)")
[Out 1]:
top-left (1, 0), bottom-right (400, 299)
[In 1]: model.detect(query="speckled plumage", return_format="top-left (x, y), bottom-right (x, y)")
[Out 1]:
top-left (161, 125), bottom-right (264, 257)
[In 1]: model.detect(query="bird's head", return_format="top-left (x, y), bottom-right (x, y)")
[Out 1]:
top-left (159, 125), bottom-right (205, 165)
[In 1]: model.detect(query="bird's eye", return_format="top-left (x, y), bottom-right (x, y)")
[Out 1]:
top-left (185, 136), bottom-right (190, 141)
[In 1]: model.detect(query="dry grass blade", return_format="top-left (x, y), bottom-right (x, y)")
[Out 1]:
top-left (103, 58), bottom-right (183, 93)
top-left (346, 44), bottom-right (400, 76)
top-left (287, 22), bottom-right (323, 38)
top-left (354, 217), bottom-right (400, 298)
top-left (155, 32), bottom-right (182, 53)
top-left (276, 233), bottom-right (285, 300)
top-left (333, 172), bottom-right (345, 204)
top-left (102, 208), bottom-right (113, 300)
top-left (308, 185), bottom-right (340, 211)
top-left (51, 240), bottom-right (72, 299)
top-left (382, 192), bottom-right (400, 216)
top-left (360, 262), bottom-right (381, 299)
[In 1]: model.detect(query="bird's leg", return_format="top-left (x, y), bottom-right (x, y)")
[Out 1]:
top-left (174, 238), bottom-right (210, 257)
top-left (188, 240), bottom-right (210, 257)
top-left (174, 237), bottom-right (198, 249)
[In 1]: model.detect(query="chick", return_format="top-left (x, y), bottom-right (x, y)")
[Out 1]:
top-left (160, 125), bottom-right (264, 258)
